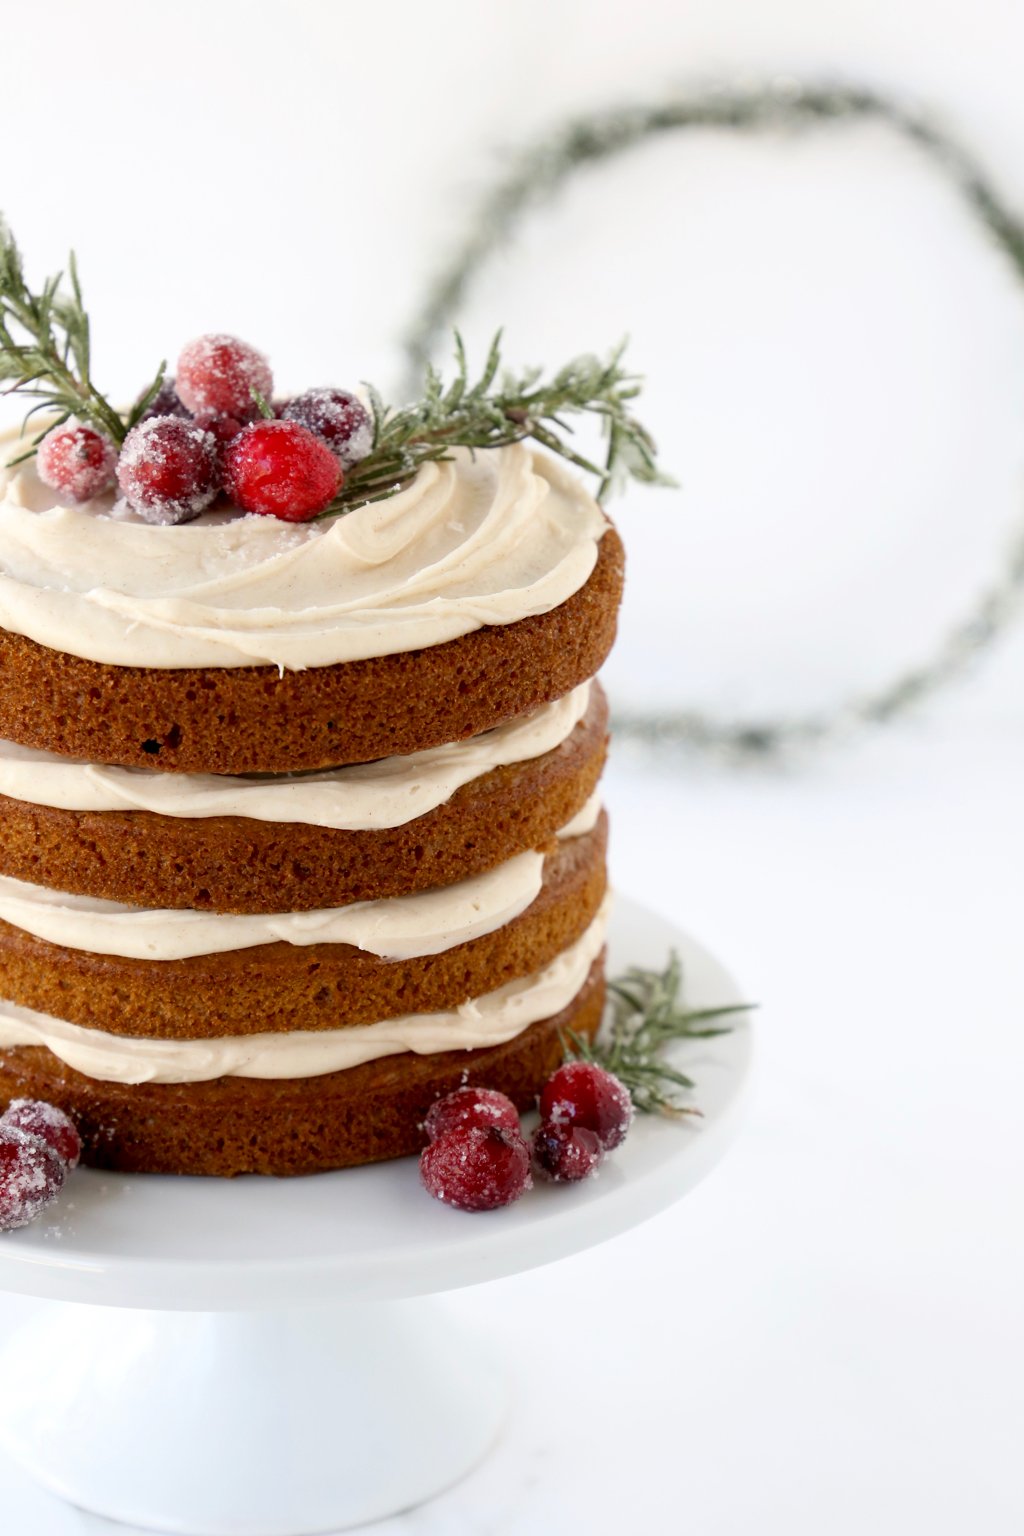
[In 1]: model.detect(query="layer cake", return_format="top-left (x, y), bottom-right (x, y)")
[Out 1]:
top-left (0, 439), bottom-right (623, 1174)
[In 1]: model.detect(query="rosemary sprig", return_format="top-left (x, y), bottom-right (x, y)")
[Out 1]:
top-left (319, 330), bottom-right (672, 516)
top-left (0, 216), bottom-right (162, 462)
top-left (564, 949), bottom-right (751, 1117)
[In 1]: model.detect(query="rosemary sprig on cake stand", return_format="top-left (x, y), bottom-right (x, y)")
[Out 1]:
top-left (0, 218), bottom-right (164, 463)
top-left (564, 949), bottom-right (752, 1117)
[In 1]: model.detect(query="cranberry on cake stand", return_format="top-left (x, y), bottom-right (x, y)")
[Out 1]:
top-left (0, 896), bottom-right (751, 1536)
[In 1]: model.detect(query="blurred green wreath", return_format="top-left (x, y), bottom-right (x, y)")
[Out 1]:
top-left (403, 82), bottom-right (1024, 755)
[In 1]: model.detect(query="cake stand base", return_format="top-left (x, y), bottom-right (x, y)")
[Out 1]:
top-left (0, 1296), bottom-right (507, 1535)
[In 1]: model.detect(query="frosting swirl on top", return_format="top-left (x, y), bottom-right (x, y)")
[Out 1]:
top-left (0, 440), bottom-right (608, 670)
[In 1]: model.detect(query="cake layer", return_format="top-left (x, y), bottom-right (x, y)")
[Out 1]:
top-left (0, 817), bottom-right (607, 1037)
top-left (0, 681), bottom-right (592, 824)
top-left (0, 525), bottom-right (624, 774)
top-left (0, 958), bottom-right (606, 1175)
top-left (0, 901), bottom-right (609, 1083)
top-left (0, 683), bottom-right (607, 911)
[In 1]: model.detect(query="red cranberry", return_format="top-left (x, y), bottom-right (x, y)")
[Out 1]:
top-left (223, 420), bottom-right (341, 521)
top-left (282, 388), bottom-right (373, 468)
top-left (37, 425), bottom-right (116, 503)
top-left (0, 1126), bottom-right (67, 1232)
top-left (192, 411), bottom-right (249, 448)
top-left (117, 416), bottom-right (221, 524)
top-left (419, 1125), bottom-right (532, 1212)
top-left (176, 334), bottom-right (273, 418)
top-left (539, 1061), bottom-right (633, 1150)
top-left (1, 1100), bottom-right (81, 1169)
top-left (424, 1086), bottom-right (521, 1143)
top-left (532, 1123), bottom-right (604, 1183)
top-left (135, 375), bottom-right (188, 422)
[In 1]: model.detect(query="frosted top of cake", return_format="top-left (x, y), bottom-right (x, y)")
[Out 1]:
top-left (0, 441), bottom-right (608, 671)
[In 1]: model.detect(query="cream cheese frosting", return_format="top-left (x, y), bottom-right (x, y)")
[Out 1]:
top-left (0, 848), bottom-right (550, 962)
top-left (556, 788), bottom-right (602, 840)
top-left (0, 439), bottom-right (608, 670)
top-left (0, 898), bottom-right (610, 1083)
top-left (0, 683), bottom-right (592, 828)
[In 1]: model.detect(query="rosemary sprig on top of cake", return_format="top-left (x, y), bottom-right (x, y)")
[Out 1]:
top-left (1, 214), bottom-right (668, 525)
top-left (0, 218), bottom-right (162, 457)
top-left (323, 332), bottom-right (671, 515)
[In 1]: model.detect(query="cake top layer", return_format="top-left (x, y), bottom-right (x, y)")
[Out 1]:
top-left (0, 441), bottom-right (607, 670)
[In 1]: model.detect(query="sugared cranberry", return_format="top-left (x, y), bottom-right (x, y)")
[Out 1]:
top-left (1, 1100), bottom-right (82, 1170)
top-left (424, 1086), bottom-right (521, 1143)
top-left (419, 1125), bottom-right (532, 1212)
top-left (176, 334), bottom-right (273, 418)
top-left (116, 416), bottom-right (220, 525)
top-left (37, 425), bottom-right (116, 503)
top-left (282, 388), bottom-right (373, 469)
top-left (539, 1061), bottom-right (633, 1150)
top-left (223, 419), bottom-right (341, 521)
top-left (135, 375), bottom-right (188, 422)
top-left (192, 411), bottom-right (249, 448)
top-left (532, 1123), bottom-right (604, 1183)
top-left (0, 1126), bottom-right (67, 1232)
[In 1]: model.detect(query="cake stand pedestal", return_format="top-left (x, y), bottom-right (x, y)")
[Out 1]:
top-left (0, 897), bottom-right (752, 1536)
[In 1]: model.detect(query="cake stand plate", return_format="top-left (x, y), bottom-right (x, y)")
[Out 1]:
top-left (0, 896), bottom-right (752, 1535)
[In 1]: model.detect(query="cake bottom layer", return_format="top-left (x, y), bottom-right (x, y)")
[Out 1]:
top-left (0, 957), bottom-right (605, 1177)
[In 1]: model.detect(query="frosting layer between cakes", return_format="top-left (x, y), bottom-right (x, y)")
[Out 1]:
top-left (0, 962), bottom-right (607, 1176)
top-left (0, 899), bottom-right (610, 1083)
top-left (0, 848), bottom-right (548, 960)
top-left (0, 683), bottom-right (591, 826)
top-left (0, 685), bottom-right (608, 912)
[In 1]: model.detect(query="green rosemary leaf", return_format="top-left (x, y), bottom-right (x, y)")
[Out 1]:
top-left (0, 214), bottom-right (127, 456)
top-left (567, 948), bottom-right (753, 1118)
top-left (317, 331), bottom-right (671, 519)
top-left (125, 362), bottom-right (168, 431)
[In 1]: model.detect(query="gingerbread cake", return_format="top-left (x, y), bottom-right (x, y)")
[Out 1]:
top-left (0, 423), bottom-right (624, 1175)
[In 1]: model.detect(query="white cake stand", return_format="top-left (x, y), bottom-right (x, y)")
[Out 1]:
top-left (0, 895), bottom-right (752, 1536)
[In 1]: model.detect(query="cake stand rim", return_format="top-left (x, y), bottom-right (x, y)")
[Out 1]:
top-left (0, 893), bottom-right (754, 1309)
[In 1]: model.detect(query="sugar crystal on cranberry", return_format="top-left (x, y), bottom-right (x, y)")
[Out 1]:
top-left (282, 388), bottom-right (373, 469)
top-left (116, 416), bottom-right (220, 525)
top-left (419, 1124), bottom-right (532, 1212)
top-left (37, 424), bottom-right (116, 503)
top-left (223, 419), bottom-right (341, 521)
top-left (176, 334), bottom-right (273, 418)
top-left (424, 1086), bottom-right (521, 1143)
top-left (1, 1099), bottom-right (81, 1169)
top-left (539, 1060), bottom-right (633, 1150)
top-left (0, 1125), bottom-right (67, 1232)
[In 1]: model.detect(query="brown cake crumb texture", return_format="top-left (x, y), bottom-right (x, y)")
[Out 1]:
top-left (0, 526), bottom-right (624, 774)
top-left (0, 686), bottom-right (609, 912)
top-left (0, 816), bottom-right (607, 1038)
top-left (0, 958), bottom-right (606, 1176)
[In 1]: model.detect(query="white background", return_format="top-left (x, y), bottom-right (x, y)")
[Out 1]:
top-left (0, 1), bottom-right (1022, 1532)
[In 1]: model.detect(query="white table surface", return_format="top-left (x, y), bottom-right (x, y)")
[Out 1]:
top-left (2, 707), bottom-right (1020, 1536)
